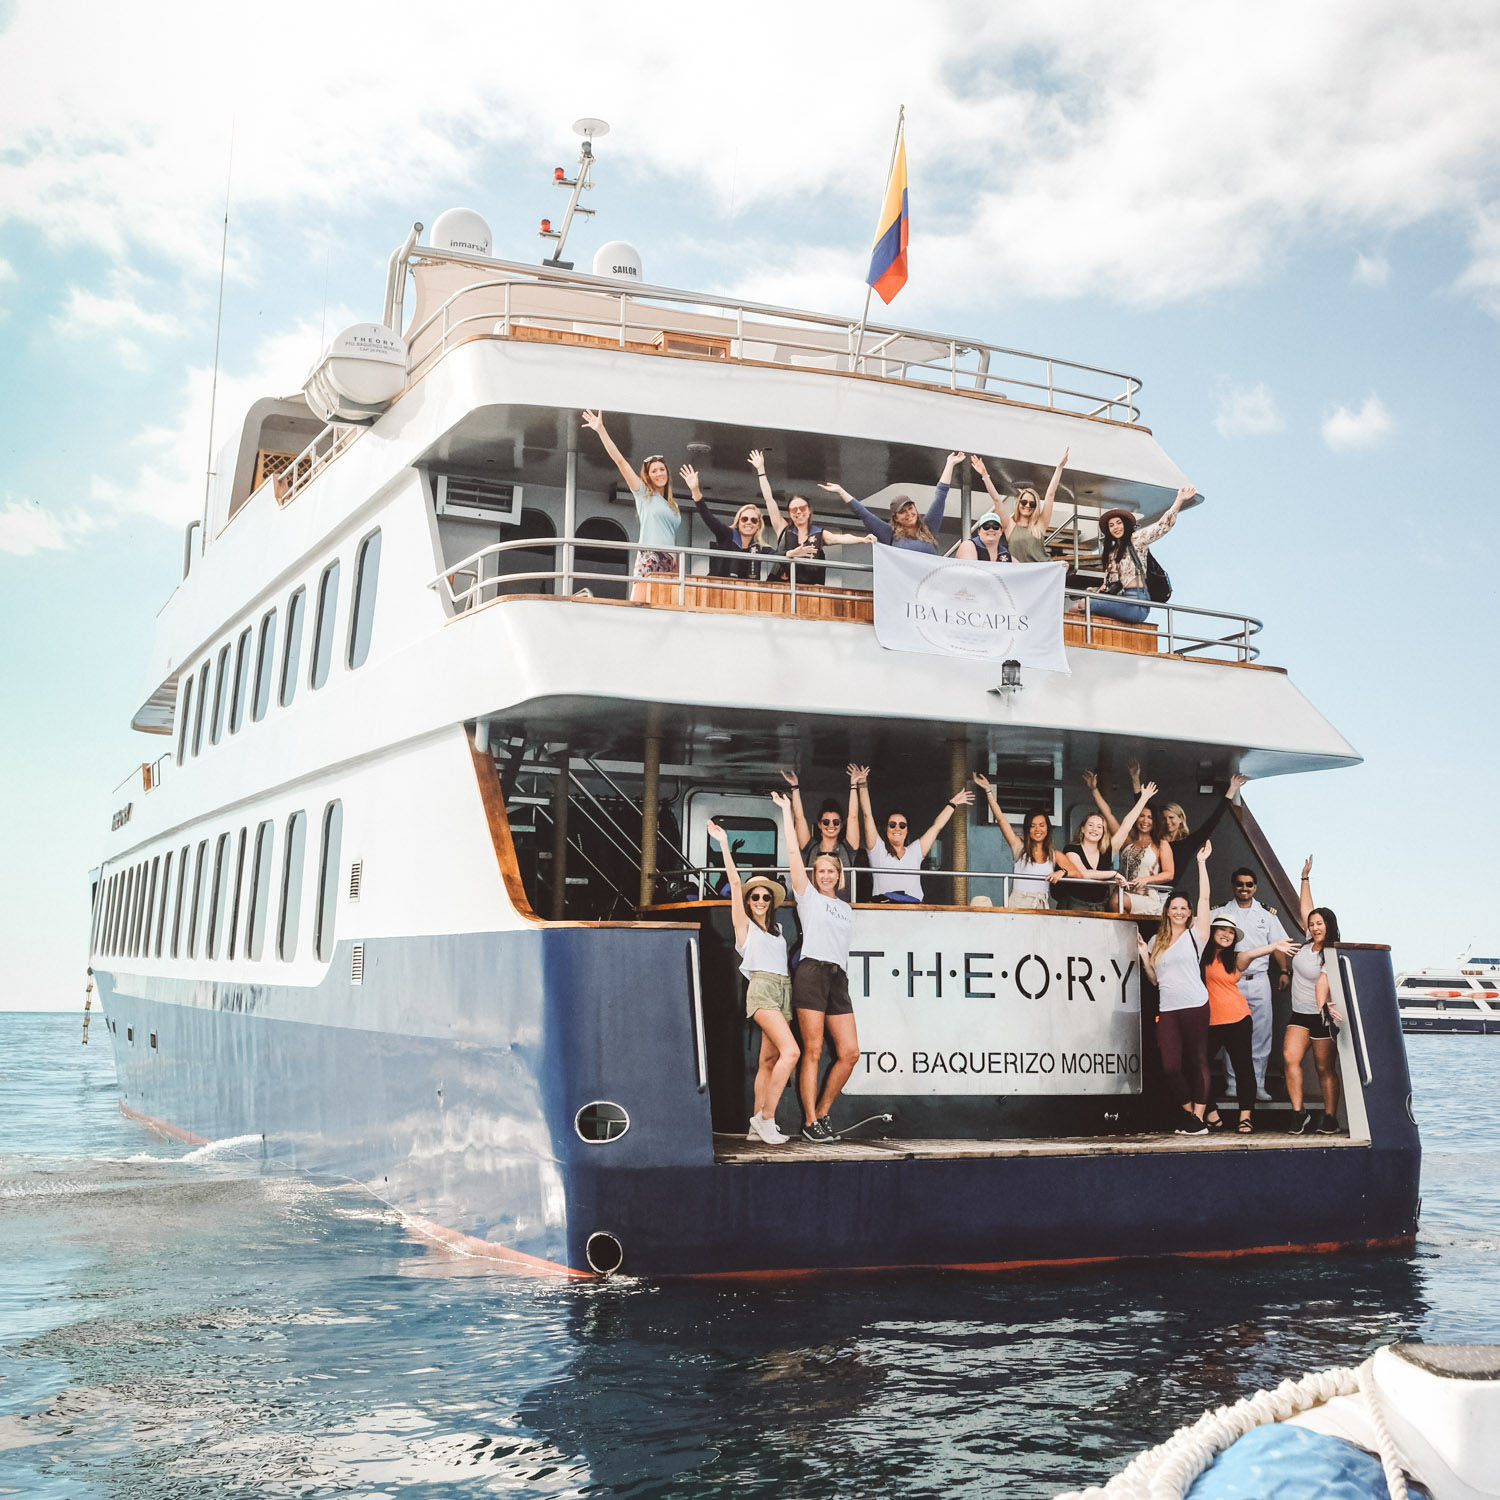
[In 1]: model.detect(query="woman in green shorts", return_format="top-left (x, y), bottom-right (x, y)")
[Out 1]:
top-left (708, 820), bottom-right (800, 1146)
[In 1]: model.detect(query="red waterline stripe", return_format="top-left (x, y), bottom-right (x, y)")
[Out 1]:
top-left (119, 1100), bottom-right (208, 1146)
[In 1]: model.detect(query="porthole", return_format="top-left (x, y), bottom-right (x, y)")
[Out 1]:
top-left (585, 1231), bottom-right (624, 1276)
top-left (575, 1101), bottom-right (630, 1143)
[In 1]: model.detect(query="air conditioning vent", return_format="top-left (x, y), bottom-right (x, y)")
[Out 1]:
top-left (434, 473), bottom-right (523, 524)
top-left (350, 943), bottom-right (365, 985)
top-left (348, 860), bottom-right (363, 901)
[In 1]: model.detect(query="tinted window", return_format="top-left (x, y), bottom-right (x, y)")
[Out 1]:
top-left (347, 531), bottom-right (381, 669)
top-left (188, 839), bottom-right (210, 957)
top-left (136, 864), bottom-right (151, 955)
top-left (575, 517), bottom-right (631, 600)
top-left (230, 628), bottom-right (252, 733)
top-left (315, 800), bottom-right (342, 961)
top-left (123, 867), bottom-right (138, 956)
top-left (154, 851), bottom-right (172, 957)
top-left (226, 827), bottom-right (248, 958)
top-left (206, 833), bottom-right (231, 958)
top-left (177, 674), bottom-right (194, 765)
top-left (252, 609), bottom-right (277, 722)
top-left (210, 645), bottom-right (231, 745)
top-left (279, 811), bottom-right (307, 960)
top-left (280, 589), bottom-right (306, 707)
top-left (192, 661), bottom-right (210, 756)
top-left (171, 844), bottom-right (190, 957)
top-left (143, 858), bottom-right (160, 956)
top-left (310, 562), bottom-right (340, 689)
top-left (247, 820), bottom-right (273, 960)
top-left (103, 875), bottom-right (118, 955)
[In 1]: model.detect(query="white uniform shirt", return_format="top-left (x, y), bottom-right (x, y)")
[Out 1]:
top-left (1211, 898), bottom-right (1284, 978)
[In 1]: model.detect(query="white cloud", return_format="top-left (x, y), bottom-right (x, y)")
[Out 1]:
top-left (0, 497), bottom-right (96, 556)
top-left (52, 269), bottom-right (182, 367)
top-left (1214, 382), bottom-right (1283, 437)
top-left (1321, 394), bottom-right (1393, 451)
top-left (1456, 210), bottom-right (1500, 317)
top-left (1353, 252), bottom-right (1391, 286)
top-left (0, 256), bottom-right (14, 319)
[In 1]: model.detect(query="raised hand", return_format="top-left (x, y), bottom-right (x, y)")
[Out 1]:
top-left (706, 819), bottom-right (727, 846)
top-left (581, 409), bottom-right (605, 431)
top-left (847, 763), bottom-right (869, 785)
top-left (770, 790), bottom-right (791, 811)
top-left (949, 788), bottom-right (975, 808)
top-left (1301, 855), bottom-right (1314, 880)
top-left (678, 463), bottom-right (700, 493)
top-left (1081, 769), bottom-right (1099, 790)
top-left (971, 771), bottom-right (992, 792)
top-left (748, 449), bottom-right (766, 475)
top-left (1199, 839), bottom-right (1213, 864)
top-left (818, 482), bottom-right (852, 501)
top-left (1058, 446), bottom-right (1070, 467)
top-left (1140, 780), bottom-right (1158, 800)
top-left (968, 454), bottom-right (988, 476)
top-left (1175, 485), bottom-right (1197, 507)
top-left (779, 768), bottom-right (799, 788)
top-left (1228, 772), bottom-right (1248, 798)
top-left (1128, 759), bottom-right (1142, 791)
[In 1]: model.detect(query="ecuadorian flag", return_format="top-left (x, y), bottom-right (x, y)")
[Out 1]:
top-left (866, 134), bottom-right (909, 304)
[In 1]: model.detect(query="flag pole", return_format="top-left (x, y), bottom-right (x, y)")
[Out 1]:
top-left (853, 104), bottom-right (905, 371)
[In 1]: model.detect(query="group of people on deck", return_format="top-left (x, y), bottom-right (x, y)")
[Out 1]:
top-left (581, 412), bottom-right (1194, 610)
top-left (709, 766), bottom-right (1343, 1148)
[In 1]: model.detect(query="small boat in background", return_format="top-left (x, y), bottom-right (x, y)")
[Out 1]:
top-left (1395, 949), bottom-right (1500, 1034)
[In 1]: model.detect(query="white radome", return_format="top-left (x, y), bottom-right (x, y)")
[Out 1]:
top-left (592, 240), bottom-right (643, 281)
top-left (430, 207), bottom-right (493, 258)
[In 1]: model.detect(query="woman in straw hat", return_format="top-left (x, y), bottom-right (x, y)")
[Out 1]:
top-left (707, 820), bottom-right (799, 1145)
top-left (1202, 914), bottom-right (1296, 1133)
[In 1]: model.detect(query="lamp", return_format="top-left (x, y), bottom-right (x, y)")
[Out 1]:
top-left (989, 659), bottom-right (1023, 699)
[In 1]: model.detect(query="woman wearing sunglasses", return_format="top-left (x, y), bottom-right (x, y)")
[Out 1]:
top-left (969, 448), bottom-right (1069, 564)
top-left (707, 819), bottom-right (799, 1145)
top-left (955, 510), bottom-right (1012, 563)
top-left (1073, 485), bottom-right (1195, 624)
top-left (779, 765), bottom-right (861, 896)
top-left (817, 450), bottom-right (969, 555)
top-left (679, 463), bottom-right (776, 581)
top-left (856, 771), bottom-right (974, 904)
top-left (581, 410), bottom-right (679, 600)
top-left (750, 450), bottom-right (872, 586)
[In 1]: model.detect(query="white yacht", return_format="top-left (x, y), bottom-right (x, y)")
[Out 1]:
top-left (1395, 950), bottom-right (1500, 1034)
top-left (87, 125), bottom-right (1420, 1277)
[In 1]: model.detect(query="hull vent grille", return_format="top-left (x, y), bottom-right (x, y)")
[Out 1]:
top-left (351, 943), bottom-right (365, 985)
top-left (349, 860), bottom-right (363, 901)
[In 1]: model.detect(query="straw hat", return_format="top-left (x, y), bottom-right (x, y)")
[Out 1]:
top-left (1209, 916), bottom-right (1244, 943)
top-left (742, 875), bottom-right (787, 910)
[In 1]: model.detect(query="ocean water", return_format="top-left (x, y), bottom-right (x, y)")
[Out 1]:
top-left (1, 1014), bottom-right (1496, 1499)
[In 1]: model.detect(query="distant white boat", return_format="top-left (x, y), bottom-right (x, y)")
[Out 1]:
top-left (1395, 948), bottom-right (1500, 1034)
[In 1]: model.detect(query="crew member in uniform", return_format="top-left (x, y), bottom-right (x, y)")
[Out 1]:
top-left (1213, 867), bottom-right (1290, 1101)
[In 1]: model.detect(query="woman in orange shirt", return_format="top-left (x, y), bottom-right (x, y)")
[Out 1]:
top-left (1202, 916), bottom-right (1295, 1133)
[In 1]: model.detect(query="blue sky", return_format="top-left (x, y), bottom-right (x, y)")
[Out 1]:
top-left (3, 1), bottom-right (1499, 1008)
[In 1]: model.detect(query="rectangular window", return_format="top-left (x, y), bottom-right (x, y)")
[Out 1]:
top-left (192, 661), bottom-right (210, 756)
top-left (103, 875), bottom-right (118, 955)
top-left (135, 864), bottom-right (150, 956)
top-left (123, 866), bottom-right (139, 956)
top-left (315, 800), bottom-right (343, 961)
top-left (143, 857), bottom-right (160, 957)
top-left (252, 608), bottom-right (277, 722)
top-left (188, 839), bottom-right (210, 957)
top-left (176, 674), bottom-right (194, 766)
top-left (226, 827), bottom-right (248, 959)
top-left (155, 851), bottom-right (173, 957)
top-left (347, 530), bottom-right (381, 669)
top-left (210, 644), bottom-right (231, 745)
top-left (278, 810), bottom-right (307, 960)
top-left (171, 844), bottom-right (190, 957)
top-left (247, 820), bottom-right (273, 960)
top-left (89, 879), bottom-right (104, 956)
top-left (310, 562), bottom-right (341, 690)
top-left (230, 628), bottom-right (252, 733)
top-left (206, 833), bottom-right (231, 958)
top-left (280, 588), bottom-right (306, 707)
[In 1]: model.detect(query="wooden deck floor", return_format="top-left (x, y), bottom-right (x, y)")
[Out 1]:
top-left (714, 1130), bottom-right (1361, 1164)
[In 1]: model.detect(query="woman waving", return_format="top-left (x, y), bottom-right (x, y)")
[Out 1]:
top-left (582, 410), bottom-right (679, 599)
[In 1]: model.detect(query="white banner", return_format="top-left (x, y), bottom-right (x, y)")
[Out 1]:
top-left (872, 548), bottom-right (1070, 672)
top-left (837, 911), bottom-right (1142, 1095)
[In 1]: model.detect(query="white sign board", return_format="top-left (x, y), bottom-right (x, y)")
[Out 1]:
top-left (837, 910), bottom-right (1142, 1096)
top-left (873, 549), bottom-right (1070, 672)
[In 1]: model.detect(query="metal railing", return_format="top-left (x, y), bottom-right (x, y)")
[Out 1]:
top-left (261, 423), bottom-right (362, 509)
top-left (427, 533), bottom-right (1263, 663)
top-left (402, 253), bottom-right (1144, 422)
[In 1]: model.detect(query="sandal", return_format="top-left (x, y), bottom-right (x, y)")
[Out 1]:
top-left (1205, 1111), bottom-right (1226, 1131)
top-left (1237, 1118), bottom-right (1254, 1134)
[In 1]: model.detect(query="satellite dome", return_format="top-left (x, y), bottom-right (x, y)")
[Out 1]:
top-left (430, 207), bottom-right (493, 257)
top-left (592, 241), bottom-right (643, 282)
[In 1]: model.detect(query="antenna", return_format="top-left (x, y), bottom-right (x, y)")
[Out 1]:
top-left (539, 118), bottom-right (610, 270)
top-left (202, 120), bottom-right (235, 521)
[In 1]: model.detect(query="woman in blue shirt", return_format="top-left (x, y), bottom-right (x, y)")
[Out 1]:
top-left (582, 409), bottom-right (680, 599)
top-left (817, 450), bottom-right (967, 554)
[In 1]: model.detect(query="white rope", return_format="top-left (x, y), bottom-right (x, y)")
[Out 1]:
top-left (1053, 1358), bottom-right (1409, 1500)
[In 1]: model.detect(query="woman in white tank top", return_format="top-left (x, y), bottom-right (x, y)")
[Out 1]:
top-left (708, 820), bottom-right (799, 1146)
top-left (855, 768), bottom-right (974, 903)
top-left (971, 773), bottom-right (1063, 910)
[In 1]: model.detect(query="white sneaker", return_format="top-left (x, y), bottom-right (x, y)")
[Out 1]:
top-left (752, 1115), bottom-right (789, 1145)
top-left (746, 1114), bottom-right (764, 1142)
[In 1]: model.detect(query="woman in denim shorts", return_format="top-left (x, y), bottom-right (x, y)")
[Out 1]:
top-left (708, 820), bottom-right (799, 1146)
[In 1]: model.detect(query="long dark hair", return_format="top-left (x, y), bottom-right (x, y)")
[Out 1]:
top-left (1022, 809), bottom-right (1054, 863)
top-left (1204, 925), bottom-right (1239, 976)
top-left (1309, 906), bottom-right (1341, 950)
top-left (1100, 511), bottom-right (1137, 570)
top-left (879, 809), bottom-right (910, 857)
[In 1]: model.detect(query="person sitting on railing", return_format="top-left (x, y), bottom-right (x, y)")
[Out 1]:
top-left (678, 464), bottom-right (775, 580)
top-left (1202, 916), bottom-right (1296, 1134)
top-left (1071, 486), bottom-right (1195, 624)
top-left (581, 410), bottom-right (680, 598)
top-left (969, 449), bottom-right (1069, 564)
top-left (1082, 768), bottom-right (1175, 916)
top-left (818, 450), bottom-right (969, 554)
top-left (749, 450), bottom-right (871, 585)
top-left (1284, 856), bottom-right (1344, 1136)
top-left (707, 819), bottom-right (799, 1147)
top-left (779, 765), bottom-right (860, 897)
top-left (856, 771), bottom-right (973, 903)
top-left (954, 510), bottom-right (1012, 563)
top-left (1137, 840), bottom-right (1216, 1135)
top-left (1159, 771), bottom-right (1247, 867)
top-left (971, 773), bottom-right (1062, 910)
top-left (771, 790), bottom-right (856, 1144)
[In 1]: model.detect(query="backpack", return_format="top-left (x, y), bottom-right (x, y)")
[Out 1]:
top-left (1127, 542), bottom-right (1173, 603)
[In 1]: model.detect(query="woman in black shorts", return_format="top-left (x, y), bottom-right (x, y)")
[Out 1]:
top-left (1284, 855), bottom-right (1343, 1135)
top-left (772, 789), bottom-right (855, 1144)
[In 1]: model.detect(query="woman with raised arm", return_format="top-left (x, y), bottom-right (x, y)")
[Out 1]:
top-left (817, 450), bottom-right (967, 555)
top-left (1202, 916), bottom-right (1297, 1133)
top-left (1072, 485), bottom-right (1195, 624)
top-left (1056, 807), bottom-right (1129, 913)
top-left (679, 464), bottom-right (774, 581)
top-left (707, 819), bottom-right (799, 1146)
top-left (1084, 770), bottom-right (1176, 917)
top-left (771, 790), bottom-right (856, 1144)
top-left (1161, 772), bottom-right (1248, 867)
top-left (581, 410), bottom-right (680, 600)
top-left (1137, 840), bottom-right (1215, 1134)
top-left (779, 765), bottom-right (860, 896)
top-left (1284, 855), bottom-right (1344, 1136)
top-left (971, 773), bottom-right (1062, 910)
top-left (970, 449), bottom-right (1068, 565)
top-left (856, 772), bottom-right (974, 904)
top-left (749, 451), bottom-right (870, 586)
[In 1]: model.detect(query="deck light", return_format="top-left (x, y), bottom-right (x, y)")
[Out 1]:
top-left (540, 218), bottom-right (552, 234)
top-left (990, 659), bottom-right (1023, 699)
top-left (554, 167), bottom-right (566, 181)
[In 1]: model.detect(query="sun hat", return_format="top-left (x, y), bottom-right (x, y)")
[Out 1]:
top-left (742, 875), bottom-right (787, 909)
top-left (1209, 916), bottom-right (1244, 943)
top-left (1098, 507), bottom-right (1138, 537)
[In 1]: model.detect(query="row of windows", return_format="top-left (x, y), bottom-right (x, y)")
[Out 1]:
top-left (175, 530), bottom-right (381, 767)
top-left (91, 802), bottom-right (343, 967)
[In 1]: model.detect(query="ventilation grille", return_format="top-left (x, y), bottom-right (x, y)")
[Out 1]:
top-left (434, 473), bottom-right (523, 523)
top-left (350, 943), bottom-right (364, 985)
top-left (348, 860), bottom-right (363, 901)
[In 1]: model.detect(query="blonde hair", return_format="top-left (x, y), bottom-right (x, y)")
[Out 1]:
top-left (1149, 894), bottom-right (1193, 963)
top-left (889, 496), bottom-right (937, 548)
top-left (638, 457), bottom-right (679, 515)
top-left (812, 852), bottom-right (845, 891)
top-left (732, 504), bottom-right (763, 533)
top-left (1161, 802), bottom-right (1190, 841)
top-left (1010, 487), bottom-right (1045, 537)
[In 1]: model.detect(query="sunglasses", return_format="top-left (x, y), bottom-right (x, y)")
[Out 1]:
top-left (1234, 879), bottom-right (1256, 887)
top-left (819, 815), bottom-right (842, 825)
top-left (1018, 499), bottom-right (1037, 509)
top-left (643, 454), bottom-right (667, 466)
top-left (979, 522), bottom-right (1001, 530)
top-left (887, 819), bottom-right (908, 828)
top-left (748, 890), bottom-right (772, 902)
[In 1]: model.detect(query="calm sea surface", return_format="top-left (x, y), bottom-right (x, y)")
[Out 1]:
top-left (2, 1013), bottom-right (1496, 1498)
